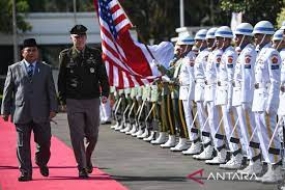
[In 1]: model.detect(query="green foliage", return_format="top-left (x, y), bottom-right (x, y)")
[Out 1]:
top-left (220, 0), bottom-right (249, 12)
top-left (1, 0), bottom-right (284, 43)
top-left (276, 6), bottom-right (285, 28)
top-left (220, 0), bottom-right (284, 26)
top-left (120, 0), bottom-right (226, 43)
top-left (0, 0), bottom-right (31, 33)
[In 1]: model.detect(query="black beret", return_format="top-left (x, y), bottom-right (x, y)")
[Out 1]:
top-left (70, 24), bottom-right (88, 35)
top-left (22, 38), bottom-right (38, 48)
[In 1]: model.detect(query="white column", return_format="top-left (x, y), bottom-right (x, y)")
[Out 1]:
top-left (12, 0), bottom-right (18, 62)
top-left (73, 0), bottom-right (77, 24)
top-left (180, 0), bottom-right (185, 27)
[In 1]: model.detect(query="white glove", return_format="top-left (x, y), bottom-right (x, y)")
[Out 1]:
top-left (265, 105), bottom-right (276, 115)
top-left (161, 75), bottom-right (171, 82)
top-left (265, 106), bottom-right (271, 115)
top-left (241, 103), bottom-right (248, 110)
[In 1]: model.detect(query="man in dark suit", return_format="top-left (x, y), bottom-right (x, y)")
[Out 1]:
top-left (58, 25), bottom-right (110, 178)
top-left (1, 38), bottom-right (58, 181)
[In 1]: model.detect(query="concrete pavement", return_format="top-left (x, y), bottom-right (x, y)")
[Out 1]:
top-left (52, 113), bottom-right (278, 190)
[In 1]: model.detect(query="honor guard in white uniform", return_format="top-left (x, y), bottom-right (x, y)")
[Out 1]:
top-left (204, 28), bottom-right (228, 165)
top-left (272, 29), bottom-right (285, 61)
top-left (251, 21), bottom-right (282, 183)
top-left (212, 26), bottom-right (242, 169)
top-left (193, 28), bottom-right (217, 160)
top-left (178, 37), bottom-right (198, 155)
top-left (183, 29), bottom-right (208, 155)
top-left (276, 22), bottom-right (285, 190)
top-left (231, 23), bottom-right (260, 172)
top-left (169, 36), bottom-right (194, 152)
top-left (273, 28), bottom-right (285, 151)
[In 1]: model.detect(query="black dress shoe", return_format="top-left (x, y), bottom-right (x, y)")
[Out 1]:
top-left (40, 165), bottom-right (49, 177)
top-left (18, 173), bottom-right (32, 182)
top-left (86, 163), bottom-right (93, 174)
top-left (101, 121), bottom-right (112, 125)
top-left (79, 169), bottom-right (89, 179)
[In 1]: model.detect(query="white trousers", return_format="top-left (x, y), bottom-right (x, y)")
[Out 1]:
top-left (236, 105), bottom-right (259, 159)
top-left (182, 99), bottom-right (197, 141)
top-left (196, 101), bottom-right (211, 144)
top-left (219, 105), bottom-right (240, 153)
top-left (207, 102), bottom-right (223, 148)
top-left (255, 112), bottom-right (281, 164)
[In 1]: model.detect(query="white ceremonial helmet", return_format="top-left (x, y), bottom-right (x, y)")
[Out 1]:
top-left (177, 35), bottom-right (195, 45)
top-left (252, 20), bottom-right (274, 35)
top-left (272, 29), bottom-right (283, 41)
top-left (205, 27), bottom-right (218, 39)
top-left (234, 23), bottom-right (254, 36)
top-left (215, 26), bottom-right (233, 38)
top-left (194, 29), bottom-right (208, 40)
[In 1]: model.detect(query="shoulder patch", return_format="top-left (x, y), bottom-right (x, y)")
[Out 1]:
top-left (217, 57), bottom-right (221, 63)
top-left (245, 55), bottom-right (251, 64)
top-left (271, 55), bottom-right (279, 64)
top-left (228, 56), bottom-right (233, 64)
top-left (271, 54), bottom-right (280, 70)
top-left (245, 57), bottom-right (251, 64)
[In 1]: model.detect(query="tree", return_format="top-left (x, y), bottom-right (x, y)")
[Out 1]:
top-left (0, 0), bottom-right (31, 33)
top-left (276, 1), bottom-right (285, 28)
top-left (220, 0), bottom-right (284, 26)
top-left (120, 0), bottom-right (230, 43)
top-left (120, 0), bottom-right (179, 43)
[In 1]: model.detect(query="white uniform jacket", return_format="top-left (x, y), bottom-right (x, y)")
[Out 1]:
top-left (194, 48), bottom-right (210, 102)
top-left (252, 43), bottom-right (281, 112)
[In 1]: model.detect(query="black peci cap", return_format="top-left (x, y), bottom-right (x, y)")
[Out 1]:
top-left (70, 24), bottom-right (88, 35)
top-left (22, 38), bottom-right (38, 48)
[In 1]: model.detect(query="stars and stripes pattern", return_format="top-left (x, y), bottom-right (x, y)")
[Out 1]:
top-left (94, 0), bottom-right (174, 88)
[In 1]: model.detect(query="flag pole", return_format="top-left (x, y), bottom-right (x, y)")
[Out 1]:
top-left (116, 1), bottom-right (156, 60)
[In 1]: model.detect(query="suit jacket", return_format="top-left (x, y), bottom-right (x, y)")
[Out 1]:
top-left (1, 60), bottom-right (58, 124)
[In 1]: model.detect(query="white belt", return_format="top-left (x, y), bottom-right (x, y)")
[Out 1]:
top-left (254, 82), bottom-right (269, 89)
top-left (205, 81), bottom-right (216, 85)
top-left (195, 78), bottom-right (205, 83)
top-left (217, 81), bottom-right (228, 86)
top-left (232, 81), bottom-right (242, 87)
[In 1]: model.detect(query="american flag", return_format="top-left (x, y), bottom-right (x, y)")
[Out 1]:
top-left (94, 0), bottom-right (174, 89)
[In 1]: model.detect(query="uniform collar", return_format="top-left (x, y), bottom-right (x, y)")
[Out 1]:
top-left (73, 46), bottom-right (86, 54)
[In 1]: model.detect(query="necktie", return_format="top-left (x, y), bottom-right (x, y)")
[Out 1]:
top-left (28, 64), bottom-right (33, 82)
